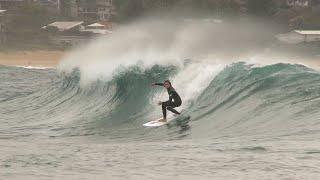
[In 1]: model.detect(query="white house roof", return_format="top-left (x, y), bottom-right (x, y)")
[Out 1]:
top-left (276, 31), bottom-right (305, 44)
top-left (295, 30), bottom-right (320, 35)
top-left (47, 21), bottom-right (84, 31)
top-left (87, 23), bottom-right (105, 27)
top-left (276, 30), bottom-right (320, 44)
top-left (81, 29), bottom-right (112, 35)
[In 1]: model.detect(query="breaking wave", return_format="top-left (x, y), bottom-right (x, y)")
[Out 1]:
top-left (1, 61), bottom-right (320, 141)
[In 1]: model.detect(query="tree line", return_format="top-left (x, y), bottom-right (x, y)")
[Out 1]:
top-left (114, 0), bottom-right (278, 21)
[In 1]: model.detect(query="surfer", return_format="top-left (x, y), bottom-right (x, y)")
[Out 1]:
top-left (152, 80), bottom-right (182, 122)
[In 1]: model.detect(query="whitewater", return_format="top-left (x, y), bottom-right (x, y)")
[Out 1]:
top-left (1, 19), bottom-right (320, 179)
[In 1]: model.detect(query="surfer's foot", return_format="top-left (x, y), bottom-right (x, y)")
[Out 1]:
top-left (159, 118), bottom-right (167, 122)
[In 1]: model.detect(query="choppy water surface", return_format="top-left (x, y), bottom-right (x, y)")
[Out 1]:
top-left (1, 62), bottom-right (320, 179)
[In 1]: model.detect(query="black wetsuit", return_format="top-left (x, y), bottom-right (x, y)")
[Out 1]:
top-left (155, 83), bottom-right (182, 119)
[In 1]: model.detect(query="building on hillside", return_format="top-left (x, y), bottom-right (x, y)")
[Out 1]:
top-left (276, 30), bottom-right (320, 44)
top-left (96, 0), bottom-right (114, 20)
top-left (286, 0), bottom-right (311, 7)
top-left (142, 0), bottom-right (179, 9)
top-left (80, 22), bottom-right (112, 35)
top-left (0, 0), bottom-right (31, 11)
top-left (233, 0), bottom-right (248, 12)
top-left (36, 0), bottom-right (61, 14)
top-left (59, 0), bottom-right (78, 17)
top-left (76, 0), bottom-right (115, 22)
top-left (70, 0), bottom-right (78, 17)
top-left (142, 0), bottom-right (172, 8)
top-left (45, 21), bottom-right (84, 31)
top-left (0, 9), bottom-right (6, 45)
top-left (42, 21), bottom-right (87, 47)
top-left (42, 21), bottom-right (110, 47)
top-left (76, 0), bottom-right (96, 21)
top-left (87, 22), bottom-right (112, 29)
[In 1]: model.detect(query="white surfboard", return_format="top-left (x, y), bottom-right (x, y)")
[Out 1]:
top-left (143, 115), bottom-right (176, 127)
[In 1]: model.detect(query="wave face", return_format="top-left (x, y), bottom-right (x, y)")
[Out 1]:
top-left (1, 62), bottom-right (320, 141)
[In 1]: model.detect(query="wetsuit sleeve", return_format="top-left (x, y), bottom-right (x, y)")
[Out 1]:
top-left (154, 83), bottom-right (164, 86)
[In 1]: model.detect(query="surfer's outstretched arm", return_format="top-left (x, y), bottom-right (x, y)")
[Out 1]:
top-left (152, 83), bottom-right (164, 86)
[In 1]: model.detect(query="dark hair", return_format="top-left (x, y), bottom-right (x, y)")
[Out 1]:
top-left (163, 80), bottom-right (171, 85)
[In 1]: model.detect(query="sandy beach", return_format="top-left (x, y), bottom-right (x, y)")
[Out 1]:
top-left (0, 51), bottom-right (64, 68)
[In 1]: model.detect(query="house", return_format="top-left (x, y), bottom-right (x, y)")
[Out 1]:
top-left (43, 21), bottom-right (88, 47)
top-left (142, 0), bottom-right (174, 9)
top-left (96, 0), bottom-right (114, 20)
top-left (70, 0), bottom-right (78, 17)
top-left (0, 9), bottom-right (6, 45)
top-left (81, 22), bottom-right (112, 35)
top-left (286, 0), bottom-right (311, 8)
top-left (295, 30), bottom-right (320, 42)
top-left (276, 30), bottom-right (320, 44)
top-left (43, 21), bottom-right (111, 47)
top-left (59, 0), bottom-right (78, 17)
top-left (76, 0), bottom-right (96, 21)
top-left (76, 0), bottom-right (115, 21)
top-left (36, 0), bottom-right (61, 14)
top-left (45, 21), bottom-right (84, 32)
top-left (0, 0), bottom-right (30, 11)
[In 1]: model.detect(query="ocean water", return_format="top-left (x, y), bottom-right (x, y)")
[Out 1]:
top-left (1, 62), bottom-right (320, 179)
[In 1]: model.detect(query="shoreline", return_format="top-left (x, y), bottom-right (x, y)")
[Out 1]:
top-left (0, 50), bottom-right (64, 68)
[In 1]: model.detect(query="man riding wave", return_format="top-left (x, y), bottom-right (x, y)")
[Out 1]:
top-left (152, 80), bottom-right (182, 122)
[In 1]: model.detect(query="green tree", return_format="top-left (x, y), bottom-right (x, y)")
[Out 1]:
top-left (7, 2), bottom-right (59, 44)
top-left (247, 0), bottom-right (276, 16)
top-left (114, 0), bottom-right (146, 21)
top-left (9, 3), bottom-right (53, 29)
top-left (60, 0), bottom-right (72, 17)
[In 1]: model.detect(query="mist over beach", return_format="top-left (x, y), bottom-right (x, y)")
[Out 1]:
top-left (1, 0), bottom-right (320, 180)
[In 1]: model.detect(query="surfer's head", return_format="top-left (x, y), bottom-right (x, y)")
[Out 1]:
top-left (163, 80), bottom-right (172, 89)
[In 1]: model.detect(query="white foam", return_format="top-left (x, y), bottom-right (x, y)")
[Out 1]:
top-left (17, 66), bottom-right (54, 70)
top-left (152, 61), bottom-right (225, 111)
top-left (57, 19), bottom-right (259, 86)
top-left (173, 62), bottom-right (224, 106)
